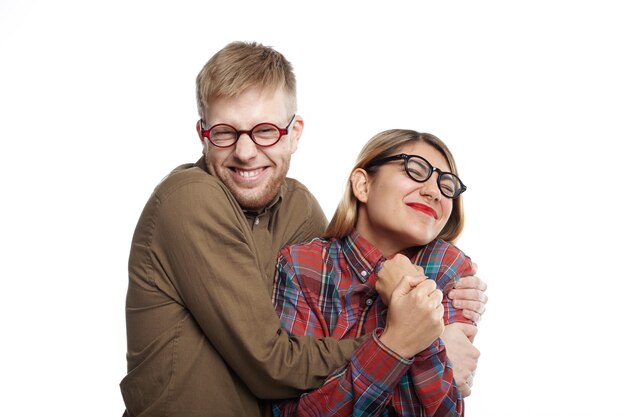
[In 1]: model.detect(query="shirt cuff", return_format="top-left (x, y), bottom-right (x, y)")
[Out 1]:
top-left (347, 328), bottom-right (413, 393)
top-left (375, 327), bottom-right (446, 363)
top-left (413, 337), bottom-right (445, 361)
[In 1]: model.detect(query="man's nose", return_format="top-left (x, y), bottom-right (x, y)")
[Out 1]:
top-left (233, 133), bottom-right (258, 161)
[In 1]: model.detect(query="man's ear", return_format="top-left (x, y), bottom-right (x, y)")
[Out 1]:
top-left (196, 121), bottom-right (208, 154)
top-left (288, 116), bottom-right (304, 154)
top-left (196, 120), bottom-right (203, 142)
top-left (351, 168), bottom-right (370, 203)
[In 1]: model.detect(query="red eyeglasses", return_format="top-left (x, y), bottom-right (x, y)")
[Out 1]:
top-left (199, 114), bottom-right (296, 148)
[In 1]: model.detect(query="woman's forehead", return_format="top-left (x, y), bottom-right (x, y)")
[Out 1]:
top-left (397, 142), bottom-right (450, 170)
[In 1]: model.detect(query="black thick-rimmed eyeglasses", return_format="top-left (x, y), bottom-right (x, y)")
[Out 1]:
top-left (199, 114), bottom-right (296, 148)
top-left (365, 153), bottom-right (467, 199)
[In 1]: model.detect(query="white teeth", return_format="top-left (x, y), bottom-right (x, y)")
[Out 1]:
top-left (237, 169), bottom-right (260, 178)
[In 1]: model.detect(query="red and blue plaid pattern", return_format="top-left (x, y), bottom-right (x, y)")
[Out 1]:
top-left (272, 231), bottom-right (473, 416)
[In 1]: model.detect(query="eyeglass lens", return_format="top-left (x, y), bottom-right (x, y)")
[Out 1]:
top-left (210, 123), bottom-right (281, 147)
top-left (406, 157), bottom-right (463, 198)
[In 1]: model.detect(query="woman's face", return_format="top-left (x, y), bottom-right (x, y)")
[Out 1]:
top-left (355, 141), bottom-right (454, 256)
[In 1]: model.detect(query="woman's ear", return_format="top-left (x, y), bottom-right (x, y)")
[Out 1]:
top-left (351, 168), bottom-right (370, 203)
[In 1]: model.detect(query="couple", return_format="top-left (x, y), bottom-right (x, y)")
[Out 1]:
top-left (121, 41), bottom-right (487, 417)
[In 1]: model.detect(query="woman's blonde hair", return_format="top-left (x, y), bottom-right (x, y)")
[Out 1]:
top-left (195, 41), bottom-right (297, 119)
top-left (324, 129), bottom-right (465, 243)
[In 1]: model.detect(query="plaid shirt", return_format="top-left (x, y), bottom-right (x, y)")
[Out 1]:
top-left (272, 230), bottom-right (473, 417)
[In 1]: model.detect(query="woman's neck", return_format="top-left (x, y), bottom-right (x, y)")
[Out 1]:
top-left (354, 226), bottom-right (416, 259)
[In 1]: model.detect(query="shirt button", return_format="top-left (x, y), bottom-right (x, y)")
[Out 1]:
top-left (360, 270), bottom-right (367, 277)
top-left (365, 298), bottom-right (373, 306)
top-left (254, 217), bottom-right (260, 225)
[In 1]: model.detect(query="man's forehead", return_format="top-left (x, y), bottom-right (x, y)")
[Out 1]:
top-left (204, 87), bottom-right (292, 124)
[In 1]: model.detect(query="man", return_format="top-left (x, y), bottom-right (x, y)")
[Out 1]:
top-left (121, 41), bottom-right (487, 417)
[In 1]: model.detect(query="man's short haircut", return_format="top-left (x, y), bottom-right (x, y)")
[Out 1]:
top-left (196, 41), bottom-right (297, 120)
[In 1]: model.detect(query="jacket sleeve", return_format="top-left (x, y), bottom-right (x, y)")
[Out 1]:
top-left (150, 177), bottom-right (359, 399)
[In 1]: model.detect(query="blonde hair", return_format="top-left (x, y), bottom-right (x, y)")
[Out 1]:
top-left (324, 129), bottom-right (465, 243)
top-left (195, 41), bottom-right (297, 119)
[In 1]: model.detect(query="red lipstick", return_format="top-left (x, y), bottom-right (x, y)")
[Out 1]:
top-left (407, 202), bottom-right (438, 219)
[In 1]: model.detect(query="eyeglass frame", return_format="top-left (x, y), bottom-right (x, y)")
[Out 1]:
top-left (199, 114), bottom-right (296, 148)
top-left (364, 153), bottom-right (467, 199)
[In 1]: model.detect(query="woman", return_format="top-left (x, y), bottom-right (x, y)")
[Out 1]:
top-left (272, 129), bottom-right (476, 416)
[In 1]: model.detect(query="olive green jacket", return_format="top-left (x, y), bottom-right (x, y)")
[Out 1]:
top-left (121, 158), bottom-right (358, 416)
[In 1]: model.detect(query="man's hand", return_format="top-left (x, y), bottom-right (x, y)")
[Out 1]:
top-left (376, 254), bottom-right (425, 305)
top-left (379, 276), bottom-right (444, 358)
top-left (448, 262), bottom-right (488, 323)
top-left (441, 323), bottom-right (480, 397)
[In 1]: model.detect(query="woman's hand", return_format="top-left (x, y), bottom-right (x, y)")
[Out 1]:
top-left (379, 275), bottom-right (445, 358)
top-left (376, 254), bottom-right (426, 305)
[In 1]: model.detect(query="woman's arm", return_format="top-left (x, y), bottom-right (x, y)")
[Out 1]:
top-left (376, 258), bottom-right (488, 322)
top-left (273, 248), bottom-right (459, 417)
top-left (375, 255), bottom-right (464, 416)
top-left (273, 251), bottom-right (408, 416)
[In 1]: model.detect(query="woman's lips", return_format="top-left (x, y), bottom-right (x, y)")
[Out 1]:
top-left (406, 202), bottom-right (438, 219)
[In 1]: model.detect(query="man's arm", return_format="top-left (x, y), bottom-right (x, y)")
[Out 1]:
top-left (448, 263), bottom-right (488, 324)
top-left (421, 241), bottom-right (481, 398)
top-left (151, 178), bottom-right (358, 399)
top-left (440, 323), bottom-right (479, 397)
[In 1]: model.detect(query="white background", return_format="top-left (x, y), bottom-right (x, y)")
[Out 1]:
top-left (1, 1), bottom-right (625, 416)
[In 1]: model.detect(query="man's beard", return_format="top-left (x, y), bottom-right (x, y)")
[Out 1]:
top-left (228, 177), bottom-right (282, 210)
top-left (211, 158), bottom-right (290, 210)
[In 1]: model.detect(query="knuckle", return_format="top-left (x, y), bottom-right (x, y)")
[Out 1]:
top-left (397, 254), bottom-right (410, 263)
top-left (467, 311), bottom-right (480, 323)
top-left (467, 325), bottom-right (478, 338)
top-left (469, 359), bottom-right (478, 371)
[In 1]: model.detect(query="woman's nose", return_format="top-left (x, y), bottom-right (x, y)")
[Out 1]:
top-left (419, 174), bottom-right (441, 200)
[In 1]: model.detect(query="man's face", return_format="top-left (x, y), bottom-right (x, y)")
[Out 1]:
top-left (201, 87), bottom-right (302, 210)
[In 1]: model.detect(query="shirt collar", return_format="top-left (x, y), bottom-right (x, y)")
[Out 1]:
top-left (341, 230), bottom-right (428, 284)
top-left (242, 190), bottom-right (282, 218)
top-left (341, 230), bottom-right (386, 284)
